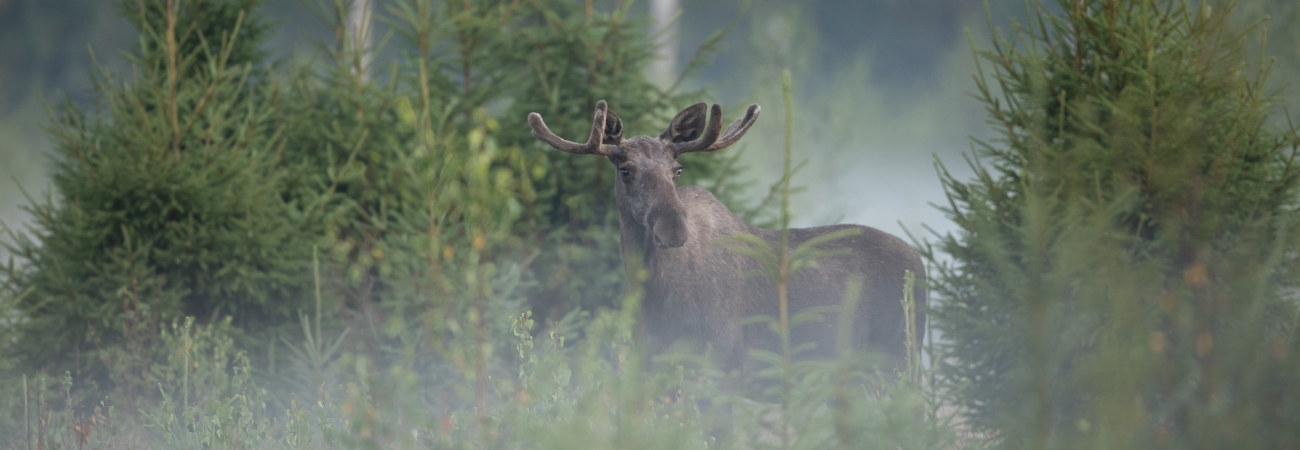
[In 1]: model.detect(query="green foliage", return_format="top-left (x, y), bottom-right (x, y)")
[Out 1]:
top-left (1236, 0), bottom-right (1300, 110)
top-left (926, 0), bottom-right (1300, 447)
top-left (2, 0), bottom-right (314, 388)
top-left (117, 0), bottom-right (272, 79)
top-left (138, 317), bottom-right (272, 448)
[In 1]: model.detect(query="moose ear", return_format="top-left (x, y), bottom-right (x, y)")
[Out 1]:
top-left (660, 103), bottom-right (708, 143)
top-left (602, 106), bottom-right (624, 145)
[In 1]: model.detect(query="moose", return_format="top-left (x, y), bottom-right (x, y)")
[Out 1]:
top-left (526, 100), bottom-right (926, 374)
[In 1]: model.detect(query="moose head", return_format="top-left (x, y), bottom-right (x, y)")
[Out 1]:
top-left (527, 101), bottom-right (760, 249)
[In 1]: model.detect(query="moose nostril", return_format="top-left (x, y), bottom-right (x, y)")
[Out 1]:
top-left (649, 223), bottom-right (675, 248)
top-left (663, 236), bottom-right (686, 248)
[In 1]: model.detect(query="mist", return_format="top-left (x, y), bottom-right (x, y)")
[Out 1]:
top-left (666, 1), bottom-right (1002, 243)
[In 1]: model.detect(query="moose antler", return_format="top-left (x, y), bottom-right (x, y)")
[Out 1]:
top-left (672, 104), bottom-right (762, 155)
top-left (670, 104), bottom-right (722, 155)
top-left (527, 100), bottom-right (618, 156)
top-left (706, 104), bottom-right (761, 151)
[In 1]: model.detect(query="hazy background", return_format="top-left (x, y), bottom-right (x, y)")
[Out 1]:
top-left (1, 0), bottom-right (1294, 250)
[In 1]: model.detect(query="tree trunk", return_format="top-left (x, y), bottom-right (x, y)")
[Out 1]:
top-left (649, 0), bottom-right (679, 86)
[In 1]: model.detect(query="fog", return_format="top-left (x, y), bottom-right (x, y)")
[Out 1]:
top-left (667, 1), bottom-right (996, 241)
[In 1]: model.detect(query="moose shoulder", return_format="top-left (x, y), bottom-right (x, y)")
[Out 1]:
top-left (526, 100), bottom-right (926, 373)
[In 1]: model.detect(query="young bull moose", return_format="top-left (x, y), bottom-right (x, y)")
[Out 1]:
top-left (526, 100), bottom-right (925, 374)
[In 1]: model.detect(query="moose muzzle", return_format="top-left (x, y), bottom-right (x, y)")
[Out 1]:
top-left (648, 203), bottom-right (689, 248)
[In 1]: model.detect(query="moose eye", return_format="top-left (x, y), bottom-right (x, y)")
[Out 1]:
top-left (619, 167), bottom-right (631, 178)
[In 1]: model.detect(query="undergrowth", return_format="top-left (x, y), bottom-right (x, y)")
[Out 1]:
top-left (7, 269), bottom-right (968, 449)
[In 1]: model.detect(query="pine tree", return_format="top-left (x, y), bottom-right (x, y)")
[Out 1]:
top-left (3, 0), bottom-right (315, 389)
top-left (926, 1), bottom-right (1300, 447)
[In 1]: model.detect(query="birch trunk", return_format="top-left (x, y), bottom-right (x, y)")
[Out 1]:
top-left (650, 0), bottom-right (680, 86)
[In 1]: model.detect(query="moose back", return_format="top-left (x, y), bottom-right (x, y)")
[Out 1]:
top-left (526, 100), bottom-right (926, 373)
